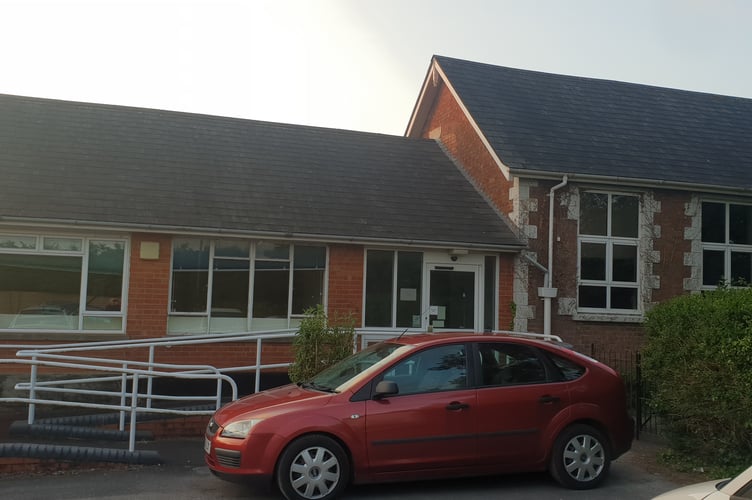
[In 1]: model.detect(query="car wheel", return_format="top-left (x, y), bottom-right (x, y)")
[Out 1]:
top-left (276, 435), bottom-right (350, 500)
top-left (550, 424), bottom-right (610, 489)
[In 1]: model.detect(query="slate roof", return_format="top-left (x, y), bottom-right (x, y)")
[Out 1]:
top-left (0, 94), bottom-right (522, 250)
top-left (431, 55), bottom-right (752, 192)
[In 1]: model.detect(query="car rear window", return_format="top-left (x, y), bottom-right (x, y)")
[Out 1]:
top-left (548, 353), bottom-right (586, 381)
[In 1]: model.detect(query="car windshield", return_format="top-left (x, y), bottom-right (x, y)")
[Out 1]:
top-left (307, 341), bottom-right (408, 392)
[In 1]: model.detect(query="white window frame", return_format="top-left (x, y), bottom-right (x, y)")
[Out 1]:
top-left (167, 239), bottom-right (328, 334)
top-left (0, 231), bottom-right (129, 333)
top-left (701, 200), bottom-right (752, 289)
top-left (577, 191), bottom-right (641, 313)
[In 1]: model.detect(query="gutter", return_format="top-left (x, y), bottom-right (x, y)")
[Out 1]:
top-left (0, 216), bottom-right (526, 253)
top-left (508, 169), bottom-right (752, 196)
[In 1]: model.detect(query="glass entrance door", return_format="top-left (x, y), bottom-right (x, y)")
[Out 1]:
top-left (427, 264), bottom-right (479, 331)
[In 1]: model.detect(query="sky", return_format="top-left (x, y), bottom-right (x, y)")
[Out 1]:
top-left (1, 0), bottom-right (751, 136)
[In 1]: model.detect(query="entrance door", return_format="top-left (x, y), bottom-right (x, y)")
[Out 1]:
top-left (427, 264), bottom-right (479, 331)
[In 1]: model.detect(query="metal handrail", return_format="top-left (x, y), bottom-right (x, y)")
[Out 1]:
top-left (0, 327), bottom-right (416, 453)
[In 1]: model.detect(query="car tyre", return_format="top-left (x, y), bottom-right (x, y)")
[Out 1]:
top-left (550, 424), bottom-right (610, 490)
top-left (276, 435), bottom-right (350, 500)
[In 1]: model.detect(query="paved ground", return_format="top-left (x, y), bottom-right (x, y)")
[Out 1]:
top-left (0, 436), bottom-right (699, 500)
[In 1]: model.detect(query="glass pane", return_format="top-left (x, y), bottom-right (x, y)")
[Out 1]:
top-left (256, 242), bottom-right (289, 260)
top-left (43, 237), bottom-right (83, 252)
top-left (580, 242), bottom-right (606, 280)
top-left (294, 246), bottom-right (326, 269)
top-left (580, 192), bottom-right (608, 236)
top-left (211, 259), bottom-right (249, 318)
top-left (396, 252), bottom-right (422, 328)
top-left (702, 249), bottom-right (725, 286)
top-left (731, 252), bottom-right (752, 285)
top-left (365, 250), bottom-right (394, 327)
top-left (612, 244), bottom-right (637, 283)
top-left (292, 245), bottom-right (326, 314)
top-left (87, 240), bottom-right (125, 312)
top-left (0, 254), bottom-right (82, 329)
top-left (215, 240), bottom-right (250, 258)
top-left (611, 195), bottom-right (639, 238)
top-left (0, 235), bottom-right (36, 250)
top-left (429, 270), bottom-right (475, 329)
top-left (252, 261), bottom-right (289, 318)
top-left (83, 316), bottom-right (123, 331)
top-left (611, 287), bottom-right (638, 310)
top-left (579, 285), bottom-right (606, 308)
top-left (702, 203), bottom-right (726, 243)
top-left (729, 204), bottom-right (752, 245)
top-left (411, 344), bottom-right (467, 393)
top-left (171, 239), bottom-right (210, 312)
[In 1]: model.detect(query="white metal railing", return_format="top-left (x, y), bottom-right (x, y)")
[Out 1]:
top-left (1, 327), bottom-right (558, 453)
top-left (0, 328), bottom-right (413, 452)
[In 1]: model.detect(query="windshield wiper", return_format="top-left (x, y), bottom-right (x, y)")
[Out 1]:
top-left (299, 381), bottom-right (338, 393)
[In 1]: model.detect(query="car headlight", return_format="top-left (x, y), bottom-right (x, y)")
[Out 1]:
top-left (220, 418), bottom-right (263, 439)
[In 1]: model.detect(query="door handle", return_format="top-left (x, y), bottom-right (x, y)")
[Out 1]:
top-left (538, 395), bottom-right (560, 404)
top-left (446, 401), bottom-right (470, 411)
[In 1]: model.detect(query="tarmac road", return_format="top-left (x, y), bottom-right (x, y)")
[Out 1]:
top-left (0, 438), bottom-right (686, 500)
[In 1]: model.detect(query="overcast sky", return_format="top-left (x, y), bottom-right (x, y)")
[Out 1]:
top-left (1, 0), bottom-right (750, 135)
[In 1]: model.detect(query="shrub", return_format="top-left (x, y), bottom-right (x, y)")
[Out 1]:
top-left (287, 305), bottom-right (355, 383)
top-left (642, 287), bottom-right (752, 471)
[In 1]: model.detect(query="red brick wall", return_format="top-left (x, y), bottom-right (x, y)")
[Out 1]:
top-left (327, 244), bottom-right (364, 323)
top-left (126, 233), bottom-right (171, 340)
top-left (498, 253), bottom-right (515, 330)
top-left (421, 83), bottom-right (515, 214)
top-left (652, 190), bottom-right (693, 302)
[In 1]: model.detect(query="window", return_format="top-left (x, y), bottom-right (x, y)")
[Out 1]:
top-left (0, 234), bottom-right (127, 332)
top-left (364, 250), bottom-right (422, 328)
top-left (578, 192), bottom-right (639, 311)
top-left (382, 344), bottom-right (467, 395)
top-left (478, 343), bottom-right (547, 386)
top-left (169, 239), bottom-right (326, 334)
top-left (702, 201), bottom-right (752, 287)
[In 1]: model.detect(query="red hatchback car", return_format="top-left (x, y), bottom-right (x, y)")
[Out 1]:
top-left (205, 333), bottom-right (634, 500)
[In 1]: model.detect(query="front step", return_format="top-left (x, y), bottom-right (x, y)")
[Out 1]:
top-left (0, 442), bottom-right (161, 465)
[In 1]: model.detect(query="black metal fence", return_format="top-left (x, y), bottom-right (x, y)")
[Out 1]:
top-left (589, 345), bottom-right (660, 440)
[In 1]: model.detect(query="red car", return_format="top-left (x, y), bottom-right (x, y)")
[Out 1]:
top-left (204, 333), bottom-right (634, 500)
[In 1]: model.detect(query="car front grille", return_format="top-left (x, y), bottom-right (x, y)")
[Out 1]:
top-left (215, 448), bottom-right (242, 468)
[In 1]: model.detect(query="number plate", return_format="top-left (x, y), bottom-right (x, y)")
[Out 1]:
top-left (204, 437), bottom-right (212, 455)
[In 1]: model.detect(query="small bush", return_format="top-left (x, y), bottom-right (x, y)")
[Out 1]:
top-left (288, 305), bottom-right (355, 383)
top-left (642, 287), bottom-right (752, 472)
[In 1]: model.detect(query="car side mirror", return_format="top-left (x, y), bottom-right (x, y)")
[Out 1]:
top-left (373, 380), bottom-right (399, 399)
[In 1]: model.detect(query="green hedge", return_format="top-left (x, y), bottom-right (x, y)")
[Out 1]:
top-left (643, 287), bottom-right (752, 470)
top-left (288, 305), bottom-right (355, 383)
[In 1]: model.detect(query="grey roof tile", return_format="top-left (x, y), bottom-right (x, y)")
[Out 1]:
top-left (0, 94), bottom-right (522, 249)
top-left (435, 56), bottom-right (752, 191)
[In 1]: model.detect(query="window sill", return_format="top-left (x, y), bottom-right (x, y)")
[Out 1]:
top-left (0, 331), bottom-right (127, 342)
top-left (572, 312), bottom-right (644, 323)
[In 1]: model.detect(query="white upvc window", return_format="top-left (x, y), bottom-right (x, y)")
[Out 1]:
top-left (577, 192), bottom-right (640, 312)
top-left (701, 201), bottom-right (752, 288)
top-left (168, 238), bottom-right (327, 334)
top-left (0, 233), bottom-right (128, 332)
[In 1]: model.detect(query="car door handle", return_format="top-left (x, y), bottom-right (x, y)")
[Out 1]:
top-left (446, 401), bottom-right (470, 411)
top-left (538, 395), bottom-right (560, 404)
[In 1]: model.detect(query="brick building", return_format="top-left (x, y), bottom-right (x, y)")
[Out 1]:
top-left (0, 93), bottom-right (522, 375)
top-left (407, 56), bottom-right (752, 354)
top-left (1, 55), bottom-right (751, 373)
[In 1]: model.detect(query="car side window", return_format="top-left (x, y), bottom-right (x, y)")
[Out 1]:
top-left (477, 343), bottom-right (547, 386)
top-left (383, 344), bottom-right (467, 395)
